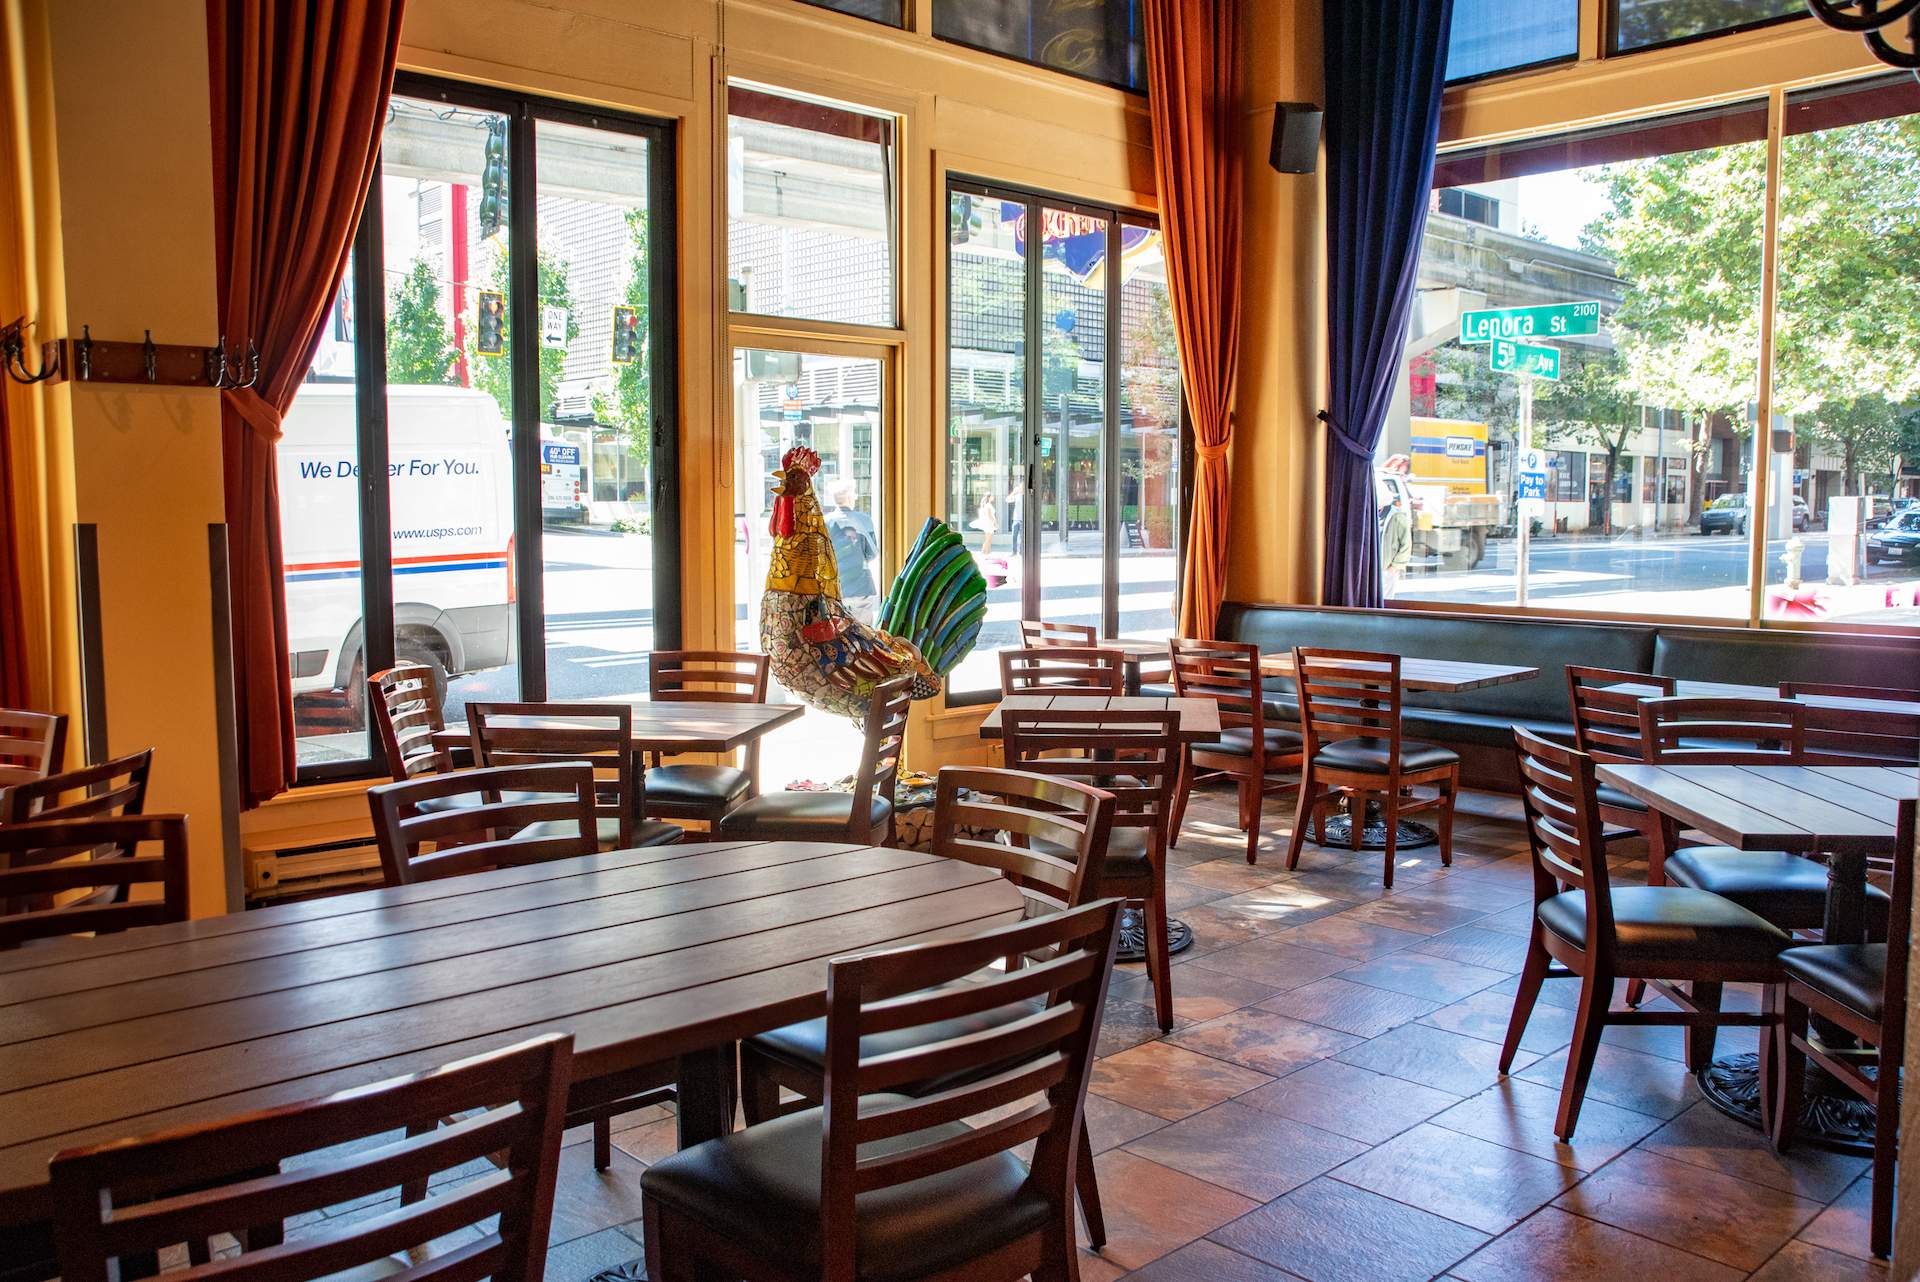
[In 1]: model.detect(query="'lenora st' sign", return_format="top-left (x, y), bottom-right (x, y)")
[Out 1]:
top-left (1461, 301), bottom-right (1602, 344)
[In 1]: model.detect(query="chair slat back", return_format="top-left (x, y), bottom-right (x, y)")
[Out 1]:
top-left (1294, 647), bottom-right (1401, 747)
top-left (0, 709), bottom-right (66, 787)
top-left (469, 704), bottom-right (637, 848)
top-left (1776, 684), bottom-right (1920, 766)
top-left (930, 766), bottom-right (1113, 912)
top-left (1512, 728), bottom-right (1614, 943)
top-left (0, 749), bottom-right (152, 826)
top-left (1000, 708), bottom-right (1178, 836)
top-left (848, 675), bottom-right (915, 844)
top-left (1881, 799), bottom-right (1915, 1054)
top-left (998, 647), bottom-right (1125, 695)
top-left (1567, 666), bottom-right (1670, 763)
top-left (1018, 619), bottom-right (1097, 648)
top-left (369, 763), bottom-right (597, 886)
top-left (0, 814), bottom-right (189, 947)
top-left (1170, 638), bottom-right (1267, 735)
top-left (368, 664), bottom-right (452, 782)
top-left (50, 1034), bottom-right (573, 1282)
top-left (1638, 696), bottom-right (1806, 764)
top-left (648, 650), bottom-right (770, 702)
top-left (816, 899), bottom-right (1121, 1278)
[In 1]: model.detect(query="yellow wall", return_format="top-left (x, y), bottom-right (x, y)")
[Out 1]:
top-left (3, 0), bottom-right (231, 915)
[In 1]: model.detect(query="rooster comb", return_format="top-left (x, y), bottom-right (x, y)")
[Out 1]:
top-left (780, 445), bottom-right (821, 476)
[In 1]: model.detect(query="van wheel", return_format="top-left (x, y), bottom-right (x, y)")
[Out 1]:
top-left (343, 649), bottom-right (448, 730)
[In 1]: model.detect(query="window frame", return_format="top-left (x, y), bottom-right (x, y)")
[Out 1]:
top-left (930, 0), bottom-right (1146, 96)
top-left (943, 173), bottom-right (1186, 705)
top-left (292, 73), bottom-right (681, 785)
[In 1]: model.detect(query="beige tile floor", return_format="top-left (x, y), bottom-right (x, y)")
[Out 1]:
top-left (288, 785), bottom-right (1892, 1282)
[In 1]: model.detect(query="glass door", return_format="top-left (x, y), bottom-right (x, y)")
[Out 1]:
top-left (1035, 203), bottom-right (1112, 638)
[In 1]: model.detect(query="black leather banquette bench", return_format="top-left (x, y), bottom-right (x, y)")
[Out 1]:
top-left (1214, 601), bottom-right (1920, 792)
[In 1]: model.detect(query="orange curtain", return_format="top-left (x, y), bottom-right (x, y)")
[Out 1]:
top-left (1143, 0), bottom-right (1242, 639)
top-left (0, 387), bottom-right (26, 707)
top-left (208, 0), bottom-right (403, 805)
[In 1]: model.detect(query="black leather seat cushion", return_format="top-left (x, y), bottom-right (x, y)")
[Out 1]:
top-left (1538, 885), bottom-right (1790, 968)
top-left (1311, 738), bottom-right (1458, 774)
top-left (1782, 943), bottom-right (1886, 1024)
top-left (1595, 784), bottom-right (1650, 814)
top-left (518, 817), bottom-right (683, 848)
top-left (641, 1098), bottom-right (1050, 1282)
top-left (1665, 847), bottom-right (1890, 932)
top-left (717, 790), bottom-right (892, 838)
top-left (1031, 824), bottom-right (1153, 885)
top-left (1191, 726), bottom-right (1303, 758)
top-left (646, 763), bottom-right (753, 809)
top-left (750, 986), bottom-right (1043, 1084)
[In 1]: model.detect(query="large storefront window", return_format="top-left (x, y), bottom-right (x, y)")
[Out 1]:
top-left (1763, 76), bottom-right (1920, 625)
top-left (280, 79), bottom-right (677, 778)
top-left (1396, 101), bottom-right (1767, 617)
top-left (946, 180), bottom-right (1182, 699)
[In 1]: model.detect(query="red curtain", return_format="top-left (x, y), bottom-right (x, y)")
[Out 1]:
top-left (1143, 0), bottom-right (1242, 639)
top-left (207, 0), bottom-right (403, 805)
top-left (0, 388), bottom-right (27, 707)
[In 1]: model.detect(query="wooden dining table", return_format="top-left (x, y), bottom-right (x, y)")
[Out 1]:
top-left (977, 693), bottom-right (1222, 742)
top-left (1258, 651), bottom-right (1542, 693)
top-left (429, 698), bottom-right (804, 756)
top-left (1603, 678), bottom-right (1920, 719)
top-left (0, 840), bottom-right (1023, 1238)
top-left (1594, 762), bottom-right (1916, 1148)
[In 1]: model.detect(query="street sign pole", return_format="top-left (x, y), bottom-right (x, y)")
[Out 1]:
top-left (1516, 376), bottom-right (1533, 607)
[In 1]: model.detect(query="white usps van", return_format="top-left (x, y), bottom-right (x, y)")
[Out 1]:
top-left (279, 383), bottom-right (516, 713)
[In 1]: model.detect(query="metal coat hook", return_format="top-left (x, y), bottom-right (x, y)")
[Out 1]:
top-left (0, 316), bottom-right (61, 384)
top-left (207, 337), bottom-right (260, 390)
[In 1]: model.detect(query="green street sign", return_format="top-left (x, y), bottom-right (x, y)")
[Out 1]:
top-left (1461, 300), bottom-right (1602, 344)
top-left (1491, 338), bottom-right (1561, 381)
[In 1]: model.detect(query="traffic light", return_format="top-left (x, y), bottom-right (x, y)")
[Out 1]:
top-left (475, 290), bottom-right (506, 356)
top-left (478, 117), bottom-right (508, 238)
top-left (610, 305), bottom-right (641, 364)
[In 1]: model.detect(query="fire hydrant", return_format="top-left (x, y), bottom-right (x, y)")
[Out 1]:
top-left (1782, 536), bottom-right (1805, 588)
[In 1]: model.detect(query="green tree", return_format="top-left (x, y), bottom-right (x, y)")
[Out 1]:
top-left (588, 207), bottom-right (652, 474)
top-left (384, 257), bottom-right (458, 386)
top-left (1429, 345), bottom-right (1519, 444)
top-left (1539, 347), bottom-right (1639, 533)
top-left (469, 245), bottom-right (578, 421)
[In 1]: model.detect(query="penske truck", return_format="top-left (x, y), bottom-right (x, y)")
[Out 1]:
top-left (1378, 416), bottom-right (1504, 571)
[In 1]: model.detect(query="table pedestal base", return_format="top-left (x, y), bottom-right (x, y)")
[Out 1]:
top-left (1317, 809), bottom-right (1439, 852)
top-left (1117, 906), bottom-right (1194, 963)
top-left (1696, 1052), bottom-right (1877, 1156)
top-left (590, 1263), bottom-right (646, 1282)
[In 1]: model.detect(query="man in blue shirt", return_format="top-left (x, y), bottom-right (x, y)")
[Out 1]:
top-left (825, 478), bottom-right (879, 623)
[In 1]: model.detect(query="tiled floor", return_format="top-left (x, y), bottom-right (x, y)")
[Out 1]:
top-left (295, 786), bottom-right (1892, 1282)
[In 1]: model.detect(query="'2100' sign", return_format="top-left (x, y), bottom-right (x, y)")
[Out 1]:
top-left (1460, 301), bottom-right (1602, 344)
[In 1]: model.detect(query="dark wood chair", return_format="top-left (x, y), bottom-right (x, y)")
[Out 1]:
top-left (0, 709), bottom-right (66, 788)
top-left (644, 897), bottom-right (1124, 1282)
top-left (0, 749), bottom-right (152, 825)
top-left (717, 674), bottom-right (912, 846)
top-left (49, 1034), bottom-right (573, 1282)
top-left (368, 663), bottom-right (456, 783)
top-left (469, 702), bottom-right (683, 849)
top-left (1778, 682), bottom-right (1920, 767)
top-left (1566, 665), bottom-right (1676, 876)
top-left (1284, 647), bottom-right (1458, 888)
top-left (998, 646), bottom-right (1125, 694)
top-left (1002, 707), bottom-right (1180, 1032)
top-left (737, 766), bottom-right (1115, 1247)
top-left (1168, 637), bottom-right (1302, 865)
top-left (367, 761), bottom-right (598, 887)
top-left (1019, 618), bottom-right (1097, 648)
top-left (1501, 727), bottom-right (1789, 1138)
top-left (645, 649), bottom-right (772, 829)
top-left (0, 814), bottom-right (189, 948)
top-left (1772, 798), bottom-right (1914, 1260)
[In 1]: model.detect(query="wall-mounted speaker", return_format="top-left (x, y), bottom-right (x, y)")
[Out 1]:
top-left (1269, 102), bottom-right (1323, 175)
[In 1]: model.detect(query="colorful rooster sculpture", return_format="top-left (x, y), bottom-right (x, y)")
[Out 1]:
top-left (760, 446), bottom-right (988, 720)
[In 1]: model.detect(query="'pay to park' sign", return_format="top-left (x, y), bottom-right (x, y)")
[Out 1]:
top-left (1461, 301), bottom-right (1601, 344)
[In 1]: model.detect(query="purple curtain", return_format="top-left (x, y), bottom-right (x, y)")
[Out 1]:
top-left (1320, 0), bottom-right (1454, 607)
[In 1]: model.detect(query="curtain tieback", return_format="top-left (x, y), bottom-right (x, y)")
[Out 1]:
top-left (224, 385), bottom-right (285, 443)
top-left (1196, 439), bottom-right (1230, 462)
top-left (1317, 409), bottom-right (1373, 459)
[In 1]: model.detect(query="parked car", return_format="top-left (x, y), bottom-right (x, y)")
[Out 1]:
top-left (1698, 492), bottom-right (1808, 535)
top-left (1865, 496), bottom-right (1918, 530)
top-left (1866, 509), bottom-right (1920, 564)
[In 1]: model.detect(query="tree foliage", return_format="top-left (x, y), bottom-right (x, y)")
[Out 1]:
top-left (385, 257), bottom-right (458, 387)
